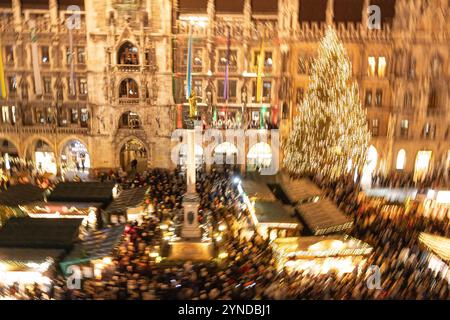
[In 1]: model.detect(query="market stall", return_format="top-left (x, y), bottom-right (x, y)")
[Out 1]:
top-left (0, 184), bottom-right (44, 227)
top-left (0, 248), bottom-right (64, 298)
top-left (250, 200), bottom-right (303, 240)
top-left (239, 179), bottom-right (277, 202)
top-left (419, 232), bottom-right (450, 284)
top-left (295, 198), bottom-right (353, 235)
top-left (279, 177), bottom-right (323, 205)
top-left (48, 182), bottom-right (116, 205)
top-left (0, 217), bottom-right (83, 299)
top-left (0, 217), bottom-right (83, 250)
top-left (19, 201), bottom-right (101, 227)
top-left (59, 225), bottom-right (125, 277)
top-left (102, 186), bottom-right (149, 224)
top-left (272, 235), bottom-right (372, 275)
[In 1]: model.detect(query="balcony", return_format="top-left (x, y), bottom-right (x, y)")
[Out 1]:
top-left (57, 126), bottom-right (89, 135)
top-left (117, 64), bottom-right (141, 72)
top-left (0, 124), bottom-right (89, 135)
top-left (118, 98), bottom-right (140, 105)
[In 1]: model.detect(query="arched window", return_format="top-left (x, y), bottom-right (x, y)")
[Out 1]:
top-left (396, 149), bottom-right (406, 170)
top-left (119, 78), bottom-right (139, 98)
top-left (120, 111), bottom-right (141, 129)
top-left (118, 42), bottom-right (139, 65)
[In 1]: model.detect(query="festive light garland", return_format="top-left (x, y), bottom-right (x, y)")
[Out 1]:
top-left (284, 27), bottom-right (370, 181)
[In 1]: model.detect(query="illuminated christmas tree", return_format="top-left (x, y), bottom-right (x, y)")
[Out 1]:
top-left (284, 27), bottom-right (370, 180)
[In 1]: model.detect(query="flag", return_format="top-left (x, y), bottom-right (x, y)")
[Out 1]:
top-left (185, 25), bottom-right (193, 99)
top-left (0, 39), bottom-right (6, 99)
top-left (256, 41), bottom-right (264, 103)
top-left (223, 26), bottom-right (231, 102)
top-left (68, 27), bottom-right (75, 96)
top-left (30, 20), bottom-right (42, 96)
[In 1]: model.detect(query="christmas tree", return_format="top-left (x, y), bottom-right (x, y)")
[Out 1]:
top-left (284, 27), bottom-right (370, 180)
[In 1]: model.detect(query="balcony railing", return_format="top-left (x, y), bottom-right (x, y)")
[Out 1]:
top-left (117, 64), bottom-right (141, 72)
top-left (0, 124), bottom-right (89, 135)
top-left (118, 98), bottom-right (140, 105)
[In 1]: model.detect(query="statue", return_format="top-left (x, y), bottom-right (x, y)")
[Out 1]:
top-left (188, 90), bottom-right (197, 119)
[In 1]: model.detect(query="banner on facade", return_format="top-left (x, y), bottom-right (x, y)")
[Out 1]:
top-left (29, 20), bottom-right (43, 96)
top-left (0, 39), bottom-right (6, 99)
top-left (185, 24), bottom-right (193, 99)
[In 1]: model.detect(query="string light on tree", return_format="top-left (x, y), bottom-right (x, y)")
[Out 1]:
top-left (284, 27), bottom-right (370, 181)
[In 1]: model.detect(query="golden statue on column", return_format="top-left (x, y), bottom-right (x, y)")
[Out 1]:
top-left (188, 90), bottom-right (197, 118)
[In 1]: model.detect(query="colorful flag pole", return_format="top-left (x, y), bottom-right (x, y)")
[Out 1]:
top-left (256, 40), bottom-right (264, 103)
top-left (0, 39), bottom-right (7, 99)
top-left (185, 24), bottom-right (193, 99)
top-left (29, 20), bottom-right (42, 96)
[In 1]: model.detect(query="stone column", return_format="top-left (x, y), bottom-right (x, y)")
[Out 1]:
top-left (181, 121), bottom-right (201, 239)
top-left (186, 127), bottom-right (196, 194)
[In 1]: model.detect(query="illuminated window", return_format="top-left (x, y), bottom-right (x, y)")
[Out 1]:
top-left (262, 81), bottom-right (271, 102)
top-left (71, 109), bottom-right (78, 124)
top-left (218, 80), bottom-right (237, 100)
top-left (219, 50), bottom-right (237, 67)
top-left (43, 77), bottom-right (51, 94)
top-left (4, 45), bottom-right (14, 63)
top-left (2, 106), bottom-right (9, 123)
top-left (367, 56), bottom-right (376, 76)
top-left (423, 123), bottom-right (436, 139)
top-left (415, 151), bottom-right (432, 178)
top-left (396, 149), bottom-right (406, 170)
top-left (365, 90), bottom-right (372, 106)
top-left (193, 79), bottom-right (202, 97)
top-left (118, 42), bottom-right (139, 65)
top-left (67, 77), bottom-right (76, 96)
top-left (378, 57), bottom-right (386, 77)
top-left (400, 120), bottom-right (409, 138)
top-left (8, 76), bottom-right (16, 93)
top-left (41, 46), bottom-right (50, 64)
top-left (371, 119), bottom-right (379, 136)
top-left (79, 78), bottom-right (88, 95)
top-left (77, 47), bottom-right (85, 64)
top-left (375, 89), bottom-right (383, 107)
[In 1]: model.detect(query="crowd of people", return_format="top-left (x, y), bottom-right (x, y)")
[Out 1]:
top-left (0, 163), bottom-right (449, 300)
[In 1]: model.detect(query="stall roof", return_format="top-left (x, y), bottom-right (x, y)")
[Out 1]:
top-left (0, 184), bottom-right (44, 206)
top-left (0, 217), bottom-right (82, 250)
top-left (104, 187), bottom-right (148, 214)
top-left (295, 198), bottom-right (353, 235)
top-left (419, 233), bottom-right (450, 262)
top-left (241, 179), bottom-right (277, 201)
top-left (20, 201), bottom-right (102, 216)
top-left (272, 235), bottom-right (372, 258)
top-left (48, 182), bottom-right (115, 204)
top-left (253, 200), bottom-right (301, 228)
top-left (279, 177), bottom-right (323, 205)
top-left (0, 248), bottom-right (65, 271)
top-left (60, 225), bottom-right (125, 274)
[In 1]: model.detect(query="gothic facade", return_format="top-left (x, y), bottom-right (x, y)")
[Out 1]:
top-left (0, 0), bottom-right (449, 178)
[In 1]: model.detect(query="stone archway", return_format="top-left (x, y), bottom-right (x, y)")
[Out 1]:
top-left (25, 138), bottom-right (57, 174)
top-left (0, 138), bottom-right (20, 170)
top-left (59, 139), bottom-right (91, 173)
top-left (118, 137), bottom-right (149, 172)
